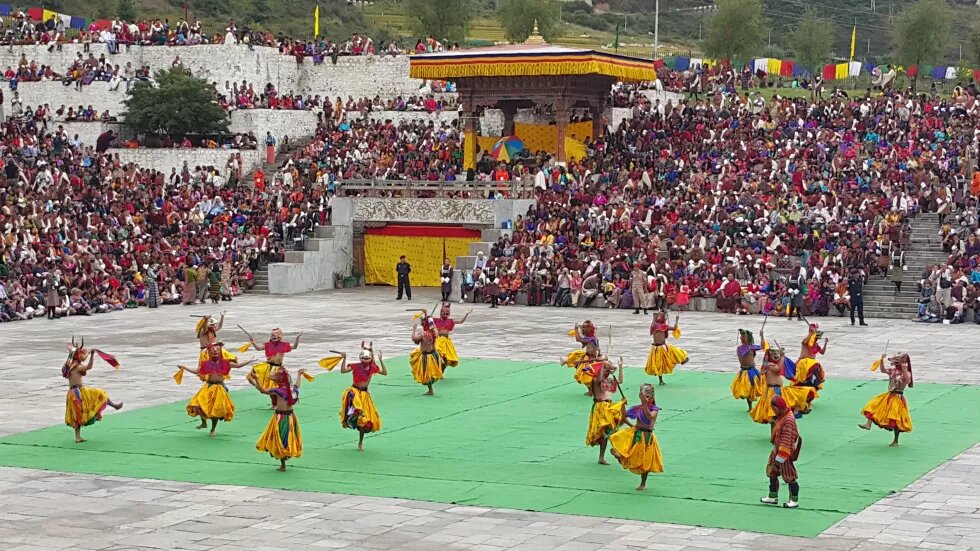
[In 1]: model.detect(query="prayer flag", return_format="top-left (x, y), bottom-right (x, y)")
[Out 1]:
top-left (822, 64), bottom-right (835, 80)
top-left (0, 4), bottom-right (12, 16)
top-left (945, 66), bottom-right (956, 80)
top-left (314, 3), bottom-right (320, 38)
top-left (779, 60), bottom-right (794, 77)
top-left (849, 26), bottom-right (856, 60)
top-left (42, 8), bottom-right (56, 22)
top-left (848, 61), bottom-right (862, 77)
top-left (27, 7), bottom-right (42, 20)
top-left (906, 65), bottom-right (917, 77)
top-left (835, 63), bottom-right (848, 80)
top-left (930, 65), bottom-right (945, 79)
top-left (767, 58), bottom-right (780, 76)
top-left (675, 56), bottom-right (690, 71)
top-left (69, 15), bottom-right (86, 29)
top-left (96, 350), bottom-right (120, 369)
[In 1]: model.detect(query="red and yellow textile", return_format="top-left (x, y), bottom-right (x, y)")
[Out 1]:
top-left (574, 360), bottom-right (603, 387)
top-left (197, 347), bottom-right (237, 369)
top-left (609, 427), bottom-right (663, 475)
top-left (340, 387), bottom-right (382, 432)
top-left (410, 46), bottom-right (656, 82)
top-left (862, 392), bottom-right (913, 433)
top-left (586, 399), bottom-right (626, 445)
top-left (766, 412), bottom-right (800, 482)
top-left (65, 386), bottom-right (108, 427)
top-left (363, 225), bottom-right (480, 287)
top-left (256, 411), bottom-right (302, 460)
top-left (186, 382), bottom-right (235, 421)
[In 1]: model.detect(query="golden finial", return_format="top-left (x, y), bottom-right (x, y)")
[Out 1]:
top-left (524, 19), bottom-right (547, 45)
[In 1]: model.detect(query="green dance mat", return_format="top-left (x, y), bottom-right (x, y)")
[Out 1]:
top-left (1, 358), bottom-right (977, 537)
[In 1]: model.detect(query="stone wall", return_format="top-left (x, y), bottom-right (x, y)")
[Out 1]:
top-left (56, 121), bottom-right (124, 147)
top-left (0, 44), bottom-right (424, 102)
top-left (108, 147), bottom-right (262, 175)
top-left (227, 109), bottom-right (319, 143)
top-left (268, 225), bottom-right (353, 295)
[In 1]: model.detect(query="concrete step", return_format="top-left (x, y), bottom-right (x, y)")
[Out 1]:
top-left (284, 251), bottom-right (306, 263)
top-left (481, 228), bottom-right (513, 242)
top-left (314, 226), bottom-right (336, 239)
top-left (468, 242), bottom-right (493, 256)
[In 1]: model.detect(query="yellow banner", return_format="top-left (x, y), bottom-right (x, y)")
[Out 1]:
top-left (364, 235), bottom-right (448, 287)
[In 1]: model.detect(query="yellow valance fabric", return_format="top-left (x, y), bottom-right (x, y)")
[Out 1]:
top-left (411, 54), bottom-right (656, 82)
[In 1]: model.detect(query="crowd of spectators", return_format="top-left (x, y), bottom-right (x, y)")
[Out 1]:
top-left (0, 109), bottom-right (322, 322)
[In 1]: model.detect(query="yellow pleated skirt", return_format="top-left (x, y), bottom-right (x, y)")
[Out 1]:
top-left (186, 382), bottom-right (235, 421)
top-left (256, 411), bottom-right (302, 460)
top-left (340, 387), bottom-right (382, 432)
top-left (65, 386), bottom-right (108, 427)
top-left (645, 343), bottom-right (688, 376)
top-left (563, 349), bottom-right (587, 367)
top-left (862, 392), bottom-right (913, 433)
top-left (609, 427), bottom-right (664, 475)
top-left (574, 361), bottom-right (601, 387)
top-left (248, 362), bottom-right (276, 391)
top-left (198, 347), bottom-right (237, 367)
top-left (731, 368), bottom-right (765, 400)
top-left (749, 385), bottom-right (778, 424)
top-left (410, 348), bottom-right (444, 386)
top-left (586, 399), bottom-right (626, 446)
top-left (781, 385), bottom-right (817, 413)
top-left (435, 335), bottom-right (459, 367)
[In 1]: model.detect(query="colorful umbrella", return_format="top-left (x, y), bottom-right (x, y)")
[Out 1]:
top-left (490, 136), bottom-right (524, 162)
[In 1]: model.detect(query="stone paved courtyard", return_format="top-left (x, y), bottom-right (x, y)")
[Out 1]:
top-left (1, 288), bottom-right (978, 551)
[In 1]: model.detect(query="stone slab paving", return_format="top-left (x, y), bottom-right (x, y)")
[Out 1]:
top-left (0, 287), bottom-right (977, 550)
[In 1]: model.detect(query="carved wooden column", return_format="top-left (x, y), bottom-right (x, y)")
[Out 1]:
top-left (555, 97), bottom-right (568, 164)
top-left (462, 97), bottom-right (477, 171)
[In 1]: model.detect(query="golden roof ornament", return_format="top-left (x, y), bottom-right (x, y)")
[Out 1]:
top-left (524, 19), bottom-right (547, 45)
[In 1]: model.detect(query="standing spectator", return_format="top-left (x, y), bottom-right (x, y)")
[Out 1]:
top-left (396, 255), bottom-right (412, 300)
top-left (631, 263), bottom-right (648, 315)
top-left (195, 263), bottom-right (209, 304)
top-left (439, 258), bottom-right (453, 301)
top-left (935, 267), bottom-right (953, 312)
top-left (848, 268), bottom-right (868, 326)
top-left (889, 245), bottom-right (906, 295)
top-left (265, 131), bottom-right (276, 163)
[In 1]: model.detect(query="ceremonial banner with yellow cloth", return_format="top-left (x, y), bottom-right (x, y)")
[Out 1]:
top-left (835, 63), bottom-right (849, 80)
top-left (514, 121), bottom-right (593, 155)
top-left (363, 225), bottom-right (481, 287)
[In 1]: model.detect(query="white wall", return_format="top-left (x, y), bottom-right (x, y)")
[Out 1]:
top-left (268, 225), bottom-right (353, 294)
top-left (227, 109), bottom-right (319, 143)
top-left (108, 147), bottom-right (262, 175)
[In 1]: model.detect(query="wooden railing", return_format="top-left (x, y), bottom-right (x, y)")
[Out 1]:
top-left (332, 179), bottom-right (535, 199)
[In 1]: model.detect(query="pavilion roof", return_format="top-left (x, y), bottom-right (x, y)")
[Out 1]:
top-left (409, 42), bottom-right (657, 83)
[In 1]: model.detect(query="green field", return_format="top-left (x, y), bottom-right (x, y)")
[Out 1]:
top-left (1, 358), bottom-right (977, 537)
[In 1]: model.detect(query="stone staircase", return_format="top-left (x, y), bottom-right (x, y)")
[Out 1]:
top-left (249, 264), bottom-right (269, 294)
top-left (263, 225), bottom-right (351, 294)
top-left (454, 228), bottom-right (512, 272)
top-left (863, 212), bottom-right (947, 319)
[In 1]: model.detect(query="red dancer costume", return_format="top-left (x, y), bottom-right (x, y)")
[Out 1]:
top-left (761, 395), bottom-right (802, 508)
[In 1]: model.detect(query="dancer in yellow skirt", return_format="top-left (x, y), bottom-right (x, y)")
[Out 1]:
top-left (176, 343), bottom-right (254, 437)
top-left (410, 312), bottom-right (444, 395)
top-left (751, 345), bottom-right (814, 426)
top-left (785, 323), bottom-right (827, 414)
top-left (433, 303), bottom-right (471, 370)
top-left (194, 312), bottom-right (236, 368)
top-left (859, 353), bottom-right (913, 446)
top-left (645, 311), bottom-right (688, 385)
top-left (339, 343), bottom-right (388, 451)
top-left (586, 357), bottom-right (626, 465)
top-left (732, 329), bottom-right (765, 411)
top-left (559, 320), bottom-right (599, 368)
top-left (244, 327), bottom-right (302, 406)
top-left (62, 338), bottom-right (123, 443)
top-left (251, 365), bottom-right (308, 471)
top-left (610, 383), bottom-right (663, 490)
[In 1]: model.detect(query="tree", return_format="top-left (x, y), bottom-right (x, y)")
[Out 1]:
top-left (497, 0), bottom-right (560, 43)
top-left (123, 68), bottom-right (230, 137)
top-left (406, 0), bottom-right (472, 46)
top-left (790, 8), bottom-right (833, 77)
top-left (703, 0), bottom-right (766, 63)
top-left (116, 0), bottom-right (137, 20)
top-left (970, 16), bottom-right (980, 65)
top-left (894, 0), bottom-right (951, 92)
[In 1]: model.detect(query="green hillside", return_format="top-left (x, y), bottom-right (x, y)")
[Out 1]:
top-left (46, 0), bottom-right (980, 63)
